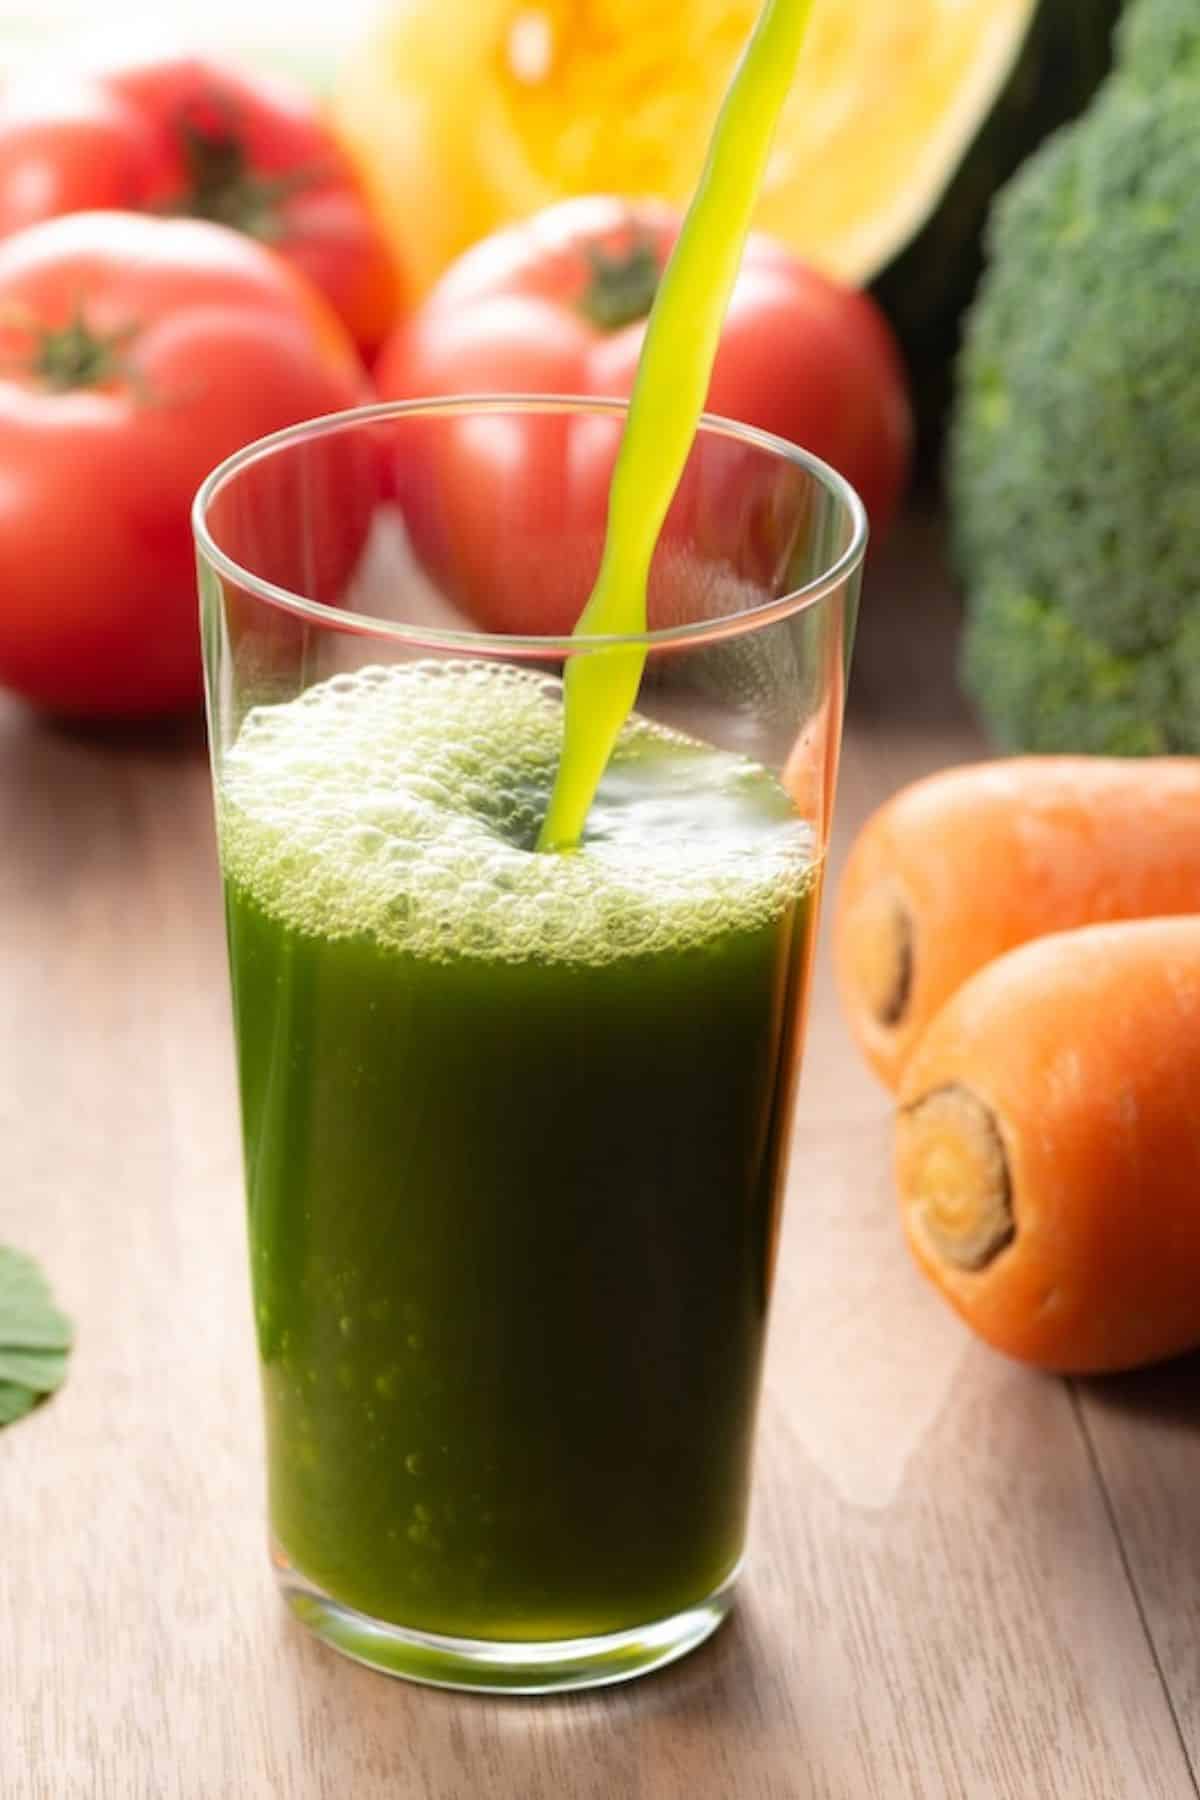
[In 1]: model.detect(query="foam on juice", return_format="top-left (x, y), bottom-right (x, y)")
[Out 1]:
top-left (220, 661), bottom-right (815, 965)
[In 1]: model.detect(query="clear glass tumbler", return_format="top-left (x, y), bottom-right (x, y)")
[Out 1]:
top-left (193, 396), bottom-right (866, 1693)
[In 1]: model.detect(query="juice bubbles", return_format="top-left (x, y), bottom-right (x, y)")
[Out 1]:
top-left (220, 660), bottom-right (818, 1643)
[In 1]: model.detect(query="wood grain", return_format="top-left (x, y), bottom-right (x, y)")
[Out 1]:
top-left (2, 511), bottom-right (1197, 1799)
top-left (1074, 1367), bottom-right (1200, 1778)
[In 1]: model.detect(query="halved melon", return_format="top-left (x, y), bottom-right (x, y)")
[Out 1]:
top-left (333, 0), bottom-right (1120, 383)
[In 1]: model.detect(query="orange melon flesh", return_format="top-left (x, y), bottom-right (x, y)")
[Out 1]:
top-left (333, 0), bottom-right (1039, 297)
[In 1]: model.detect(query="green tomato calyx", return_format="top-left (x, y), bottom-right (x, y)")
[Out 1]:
top-left (577, 231), bottom-right (661, 331)
top-left (31, 307), bottom-right (142, 395)
top-left (169, 96), bottom-right (318, 243)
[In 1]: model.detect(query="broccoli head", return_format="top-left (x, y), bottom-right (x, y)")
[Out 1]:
top-left (961, 588), bottom-right (1200, 755)
top-left (1117, 0), bottom-right (1200, 89)
top-left (950, 79), bottom-right (1200, 750)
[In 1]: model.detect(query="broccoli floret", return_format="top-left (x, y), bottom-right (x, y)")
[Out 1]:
top-left (960, 589), bottom-right (1200, 755)
top-left (950, 79), bottom-right (1200, 749)
top-left (1117, 0), bottom-right (1200, 89)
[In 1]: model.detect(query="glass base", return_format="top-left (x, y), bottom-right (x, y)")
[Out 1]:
top-left (272, 1540), bottom-right (741, 1694)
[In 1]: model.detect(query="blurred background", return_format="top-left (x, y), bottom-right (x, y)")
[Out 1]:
top-left (0, 1), bottom-right (364, 70)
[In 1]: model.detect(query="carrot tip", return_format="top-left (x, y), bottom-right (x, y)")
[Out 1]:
top-left (843, 878), bottom-right (912, 1027)
top-left (897, 1083), bottom-right (1014, 1273)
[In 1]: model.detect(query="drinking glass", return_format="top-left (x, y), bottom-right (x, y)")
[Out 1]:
top-left (194, 396), bottom-right (866, 1692)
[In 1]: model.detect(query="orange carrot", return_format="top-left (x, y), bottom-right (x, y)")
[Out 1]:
top-left (895, 918), bottom-right (1200, 1373)
top-left (835, 757), bottom-right (1200, 1089)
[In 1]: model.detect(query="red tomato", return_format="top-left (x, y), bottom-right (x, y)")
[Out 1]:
top-left (0, 54), bottom-right (400, 355)
top-left (0, 211), bottom-right (369, 718)
top-left (376, 196), bottom-right (911, 635)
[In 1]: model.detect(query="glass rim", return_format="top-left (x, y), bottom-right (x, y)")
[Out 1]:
top-left (191, 394), bottom-right (868, 656)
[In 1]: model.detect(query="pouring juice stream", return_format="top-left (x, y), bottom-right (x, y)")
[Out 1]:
top-left (537, 0), bottom-right (817, 853)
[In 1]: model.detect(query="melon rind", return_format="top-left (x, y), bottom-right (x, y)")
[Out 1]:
top-left (873, 0), bottom-right (1123, 442)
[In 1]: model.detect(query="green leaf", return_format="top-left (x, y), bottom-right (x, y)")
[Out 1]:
top-left (0, 1246), bottom-right (73, 1428)
top-left (0, 1381), bottom-right (39, 1427)
top-left (0, 1245), bottom-right (73, 1352)
top-left (0, 1346), bottom-right (68, 1391)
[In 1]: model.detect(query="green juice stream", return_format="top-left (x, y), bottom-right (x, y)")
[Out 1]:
top-left (222, 662), bottom-right (818, 1638)
top-left (539, 0), bottom-right (816, 851)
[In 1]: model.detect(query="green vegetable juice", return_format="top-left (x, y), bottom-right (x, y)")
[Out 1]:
top-left (221, 659), bottom-right (818, 1640)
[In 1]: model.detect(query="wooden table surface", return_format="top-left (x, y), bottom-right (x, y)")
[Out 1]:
top-left (3, 508), bottom-right (1198, 1800)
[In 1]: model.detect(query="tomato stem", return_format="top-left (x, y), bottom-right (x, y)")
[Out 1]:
top-left (31, 307), bottom-right (141, 394)
top-left (576, 233), bottom-right (661, 331)
top-left (167, 95), bottom-right (320, 242)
